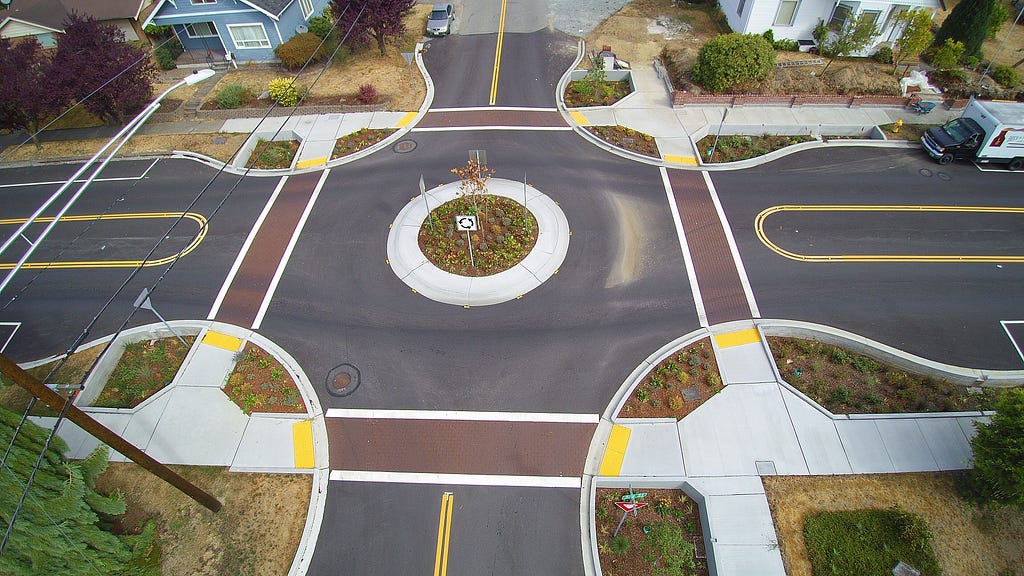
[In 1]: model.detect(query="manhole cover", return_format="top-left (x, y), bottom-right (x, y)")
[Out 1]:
top-left (918, 168), bottom-right (933, 177)
top-left (393, 139), bottom-right (417, 153)
top-left (325, 363), bottom-right (360, 397)
top-left (937, 172), bottom-right (951, 181)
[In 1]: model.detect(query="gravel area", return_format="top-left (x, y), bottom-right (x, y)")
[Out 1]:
top-left (549, 0), bottom-right (631, 36)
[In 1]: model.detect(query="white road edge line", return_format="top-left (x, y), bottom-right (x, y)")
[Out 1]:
top-left (702, 171), bottom-right (760, 318)
top-left (1001, 320), bottom-right (1024, 363)
top-left (252, 169), bottom-right (331, 329)
top-left (329, 470), bottom-right (582, 488)
top-left (207, 175), bottom-right (289, 320)
top-left (0, 321), bottom-right (21, 354)
top-left (660, 167), bottom-right (708, 328)
top-left (411, 126), bottom-right (573, 132)
top-left (325, 408), bottom-right (599, 423)
top-left (427, 106), bottom-right (559, 112)
top-left (0, 176), bottom-right (147, 189)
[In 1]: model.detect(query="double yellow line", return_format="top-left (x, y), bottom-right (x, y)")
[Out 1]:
top-left (433, 492), bottom-right (455, 576)
top-left (488, 0), bottom-right (508, 105)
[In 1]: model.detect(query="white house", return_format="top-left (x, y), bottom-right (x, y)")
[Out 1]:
top-left (719, 0), bottom-right (942, 53)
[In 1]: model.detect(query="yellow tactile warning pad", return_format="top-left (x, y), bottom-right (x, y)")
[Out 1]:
top-left (663, 154), bottom-right (698, 165)
top-left (201, 331), bottom-right (243, 352)
top-left (395, 111), bottom-right (418, 127)
top-left (295, 157), bottom-right (326, 169)
top-left (293, 420), bottom-right (314, 469)
top-left (569, 111), bottom-right (589, 126)
top-left (599, 424), bottom-right (631, 476)
top-left (714, 328), bottom-right (761, 349)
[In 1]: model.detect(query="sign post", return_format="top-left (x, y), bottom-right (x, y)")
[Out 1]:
top-left (455, 215), bottom-right (477, 267)
top-left (612, 501), bottom-right (648, 537)
top-left (133, 288), bottom-right (186, 346)
top-left (420, 175), bottom-right (433, 232)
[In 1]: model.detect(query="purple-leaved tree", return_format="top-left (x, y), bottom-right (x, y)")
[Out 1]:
top-left (52, 14), bottom-right (157, 125)
top-left (0, 38), bottom-right (70, 147)
top-left (330, 0), bottom-right (416, 56)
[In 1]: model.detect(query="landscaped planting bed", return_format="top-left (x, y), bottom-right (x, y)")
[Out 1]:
top-left (585, 126), bottom-right (660, 158)
top-left (618, 338), bottom-right (722, 420)
top-left (224, 342), bottom-right (305, 414)
top-left (767, 336), bottom-right (997, 414)
top-left (330, 128), bottom-right (396, 159)
top-left (246, 139), bottom-right (299, 169)
top-left (696, 134), bottom-right (815, 163)
top-left (595, 488), bottom-right (708, 576)
top-left (95, 336), bottom-right (196, 408)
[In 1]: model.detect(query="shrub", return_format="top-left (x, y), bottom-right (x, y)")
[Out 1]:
top-left (154, 46), bottom-right (177, 70)
top-left (691, 33), bottom-right (775, 93)
top-left (774, 38), bottom-right (800, 51)
top-left (930, 38), bottom-right (966, 70)
top-left (991, 65), bottom-right (1020, 88)
top-left (988, 0), bottom-right (1009, 39)
top-left (274, 32), bottom-right (327, 69)
top-left (309, 6), bottom-right (335, 38)
top-left (268, 78), bottom-right (300, 106)
top-left (358, 83), bottom-right (377, 104)
top-left (872, 46), bottom-right (893, 63)
top-left (216, 83), bottom-right (249, 109)
top-left (610, 535), bottom-right (630, 555)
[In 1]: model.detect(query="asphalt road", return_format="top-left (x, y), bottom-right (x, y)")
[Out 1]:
top-left (710, 146), bottom-right (1024, 369)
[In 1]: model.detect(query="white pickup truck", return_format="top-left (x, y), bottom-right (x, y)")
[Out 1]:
top-left (921, 98), bottom-right (1024, 171)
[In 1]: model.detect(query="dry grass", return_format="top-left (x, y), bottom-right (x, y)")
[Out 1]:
top-left (764, 473), bottom-right (1024, 576)
top-left (586, 0), bottom-right (721, 67)
top-left (95, 463), bottom-right (312, 576)
top-left (0, 133), bottom-right (249, 163)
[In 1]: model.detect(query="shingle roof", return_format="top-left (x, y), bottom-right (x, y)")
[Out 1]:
top-left (242, 0), bottom-right (294, 17)
top-left (0, 0), bottom-right (148, 32)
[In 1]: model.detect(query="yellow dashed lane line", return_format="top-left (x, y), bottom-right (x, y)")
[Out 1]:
top-left (714, 328), bottom-right (761, 349)
top-left (201, 331), bottom-right (243, 352)
top-left (292, 420), bottom-right (314, 469)
top-left (599, 424), bottom-right (631, 476)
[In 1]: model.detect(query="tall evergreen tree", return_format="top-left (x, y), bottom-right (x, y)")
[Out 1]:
top-left (966, 388), bottom-right (1024, 508)
top-left (0, 406), bottom-right (157, 575)
top-left (935, 0), bottom-right (996, 60)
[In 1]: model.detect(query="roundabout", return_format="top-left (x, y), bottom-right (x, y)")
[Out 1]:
top-left (385, 178), bottom-right (570, 306)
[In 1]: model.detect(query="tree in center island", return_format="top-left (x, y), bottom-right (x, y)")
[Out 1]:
top-left (331, 0), bottom-right (416, 56)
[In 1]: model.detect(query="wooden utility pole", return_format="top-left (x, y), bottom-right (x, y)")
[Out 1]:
top-left (0, 354), bottom-right (222, 512)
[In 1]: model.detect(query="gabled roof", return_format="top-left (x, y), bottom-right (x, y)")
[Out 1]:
top-left (143, 0), bottom-right (294, 28)
top-left (0, 0), bottom-right (151, 34)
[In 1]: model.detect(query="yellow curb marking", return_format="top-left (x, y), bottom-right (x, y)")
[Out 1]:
top-left (433, 492), bottom-right (454, 576)
top-left (756, 205), bottom-right (1024, 263)
top-left (599, 424), bottom-right (631, 476)
top-left (663, 154), bottom-right (698, 165)
top-left (295, 156), bottom-right (326, 169)
top-left (395, 111), bottom-right (418, 127)
top-left (0, 212), bottom-right (208, 269)
top-left (569, 110), bottom-right (589, 126)
top-left (201, 331), bottom-right (243, 352)
top-left (714, 328), bottom-right (760, 349)
top-left (292, 420), bottom-right (314, 469)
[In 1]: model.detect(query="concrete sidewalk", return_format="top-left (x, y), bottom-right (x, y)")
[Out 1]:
top-left (597, 323), bottom-right (989, 575)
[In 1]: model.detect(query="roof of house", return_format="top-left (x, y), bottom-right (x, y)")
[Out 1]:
top-left (0, 0), bottom-right (150, 33)
top-left (143, 0), bottom-right (295, 28)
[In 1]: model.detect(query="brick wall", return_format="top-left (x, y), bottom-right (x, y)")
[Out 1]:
top-left (673, 91), bottom-right (917, 108)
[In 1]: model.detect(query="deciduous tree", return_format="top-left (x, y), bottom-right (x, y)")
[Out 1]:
top-left (52, 14), bottom-right (157, 125)
top-left (330, 0), bottom-right (416, 56)
top-left (819, 13), bottom-right (880, 74)
top-left (891, 9), bottom-right (935, 74)
top-left (0, 39), bottom-right (69, 147)
top-left (935, 0), bottom-right (996, 60)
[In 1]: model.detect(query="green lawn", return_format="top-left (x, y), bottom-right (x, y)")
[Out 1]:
top-left (804, 507), bottom-right (940, 575)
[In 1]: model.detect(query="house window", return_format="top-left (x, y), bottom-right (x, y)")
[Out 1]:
top-left (774, 0), bottom-right (798, 26)
top-left (299, 0), bottom-right (314, 18)
top-left (737, 0), bottom-right (746, 16)
top-left (184, 22), bottom-right (217, 38)
top-left (227, 23), bottom-right (271, 49)
top-left (861, 10), bottom-right (882, 31)
top-left (829, 3), bottom-right (853, 30)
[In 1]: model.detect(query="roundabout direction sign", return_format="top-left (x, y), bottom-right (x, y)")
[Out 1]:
top-left (455, 215), bottom-right (477, 231)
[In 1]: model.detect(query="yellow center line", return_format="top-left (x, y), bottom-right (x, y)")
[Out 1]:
top-left (755, 205), bottom-right (1024, 263)
top-left (488, 0), bottom-right (508, 105)
top-left (433, 492), bottom-right (454, 576)
top-left (0, 212), bottom-right (208, 269)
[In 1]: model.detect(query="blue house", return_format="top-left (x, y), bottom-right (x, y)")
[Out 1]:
top-left (142, 0), bottom-right (329, 63)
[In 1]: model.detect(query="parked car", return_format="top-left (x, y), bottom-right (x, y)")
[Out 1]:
top-left (426, 3), bottom-right (454, 36)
